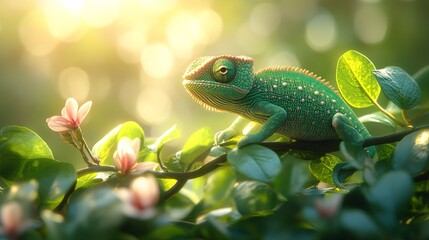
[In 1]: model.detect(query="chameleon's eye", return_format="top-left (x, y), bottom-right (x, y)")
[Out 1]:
top-left (211, 58), bottom-right (236, 83)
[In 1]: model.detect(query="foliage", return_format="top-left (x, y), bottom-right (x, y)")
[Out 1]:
top-left (0, 50), bottom-right (428, 239)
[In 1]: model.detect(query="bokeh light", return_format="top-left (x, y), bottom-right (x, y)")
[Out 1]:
top-left (58, 67), bottom-right (90, 101)
top-left (305, 10), bottom-right (337, 52)
top-left (354, 4), bottom-right (388, 44)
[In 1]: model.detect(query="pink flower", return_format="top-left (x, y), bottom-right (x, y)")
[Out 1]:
top-left (114, 137), bottom-right (156, 175)
top-left (0, 201), bottom-right (23, 236)
top-left (46, 98), bottom-right (92, 132)
top-left (116, 176), bottom-right (159, 218)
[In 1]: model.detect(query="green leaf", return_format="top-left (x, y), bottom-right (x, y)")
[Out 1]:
top-left (338, 209), bottom-right (382, 238)
top-left (274, 154), bottom-right (310, 197)
top-left (233, 181), bottom-right (278, 216)
top-left (309, 154), bottom-right (342, 185)
top-left (336, 50), bottom-right (381, 108)
top-left (64, 188), bottom-right (123, 239)
top-left (359, 112), bottom-right (395, 128)
top-left (372, 66), bottom-right (421, 110)
top-left (0, 126), bottom-right (53, 181)
top-left (180, 127), bottom-right (214, 167)
top-left (392, 130), bottom-right (429, 176)
top-left (367, 171), bottom-right (413, 230)
top-left (92, 121), bottom-right (145, 165)
top-left (150, 125), bottom-right (180, 153)
top-left (20, 158), bottom-right (76, 208)
top-left (227, 145), bottom-right (281, 183)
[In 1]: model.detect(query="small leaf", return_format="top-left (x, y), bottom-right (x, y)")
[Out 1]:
top-left (150, 125), bottom-right (180, 154)
top-left (359, 112), bottom-right (395, 128)
top-left (274, 154), bottom-right (310, 197)
top-left (338, 209), bottom-right (382, 238)
top-left (372, 66), bottom-right (421, 110)
top-left (20, 159), bottom-right (76, 208)
top-left (309, 154), bottom-right (342, 185)
top-left (180, 127), bottom-right (214, 167)
top-left (339, 142), bottom-right (368, 170)
top-left (0, 126), bottom-right (53, 181)
top-left (227, 145), bottom-right (281, 183)
top-left (233, 181), bottom-right (278, 216)
top-left (92, 121), bottom-right (145, 165)
top-left (392, 130), bottom-right (429, 176)
top-left (336, 50), bottom-right (381, 108)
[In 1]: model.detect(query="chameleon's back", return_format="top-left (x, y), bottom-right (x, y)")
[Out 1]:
top-left (242, 67), bottom-right (370, 141)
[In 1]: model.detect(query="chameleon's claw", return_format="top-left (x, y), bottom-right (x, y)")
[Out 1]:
top-left (215, 128), bottom-right (238, 145)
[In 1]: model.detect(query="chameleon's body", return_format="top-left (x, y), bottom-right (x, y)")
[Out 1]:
top-left (183, 55), bottom-right (371, 148)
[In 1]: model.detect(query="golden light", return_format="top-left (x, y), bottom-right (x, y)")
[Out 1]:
top-left (248, 3), bottom-right (281, 37)
top-left (117, 30), bottom-right (146, 64)
top-left (305, 10), bottom-right (337, 52)
top-left (136, 88), bottom-right (172, 125)
top-left (43, 0), bottom-right (82, 42)
top-left (82, 0), bottom-right (119, 28)
top-left (140, 44), bottom-right (174, 79)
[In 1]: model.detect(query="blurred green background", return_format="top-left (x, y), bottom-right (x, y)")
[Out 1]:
top-left (0, 0), bottom-right (428, 167)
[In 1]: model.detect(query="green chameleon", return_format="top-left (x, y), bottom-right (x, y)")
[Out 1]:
top-left (182, 55), bottom-right (372, 153)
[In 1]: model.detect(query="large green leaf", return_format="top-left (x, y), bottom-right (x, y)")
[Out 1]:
top-left (20, 158), bottom-right (76, 208)
top-left (309, 154), bottom-right (342, 185)
top-left (0, 126), bottom-right (53, 181)
top-left (233, 181), bottom-right (278, 216)
top-left (372, 66), bottom-right (421, 110)
top-left (180, 127), bottom-right (214, 167)
top-left (336, 50), bottom-right (381, 108)
top-left (367, 171), bottom-right (413, 230)
top-left (392, 130), bottom-right (429, 176)
top-left (92, 121), bottom-right (145, 165)
top-left (227, 144), bottom-right (281, 183)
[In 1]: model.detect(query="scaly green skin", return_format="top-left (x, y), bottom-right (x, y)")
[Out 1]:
top-left (183, 55), bottom-right (371, 149)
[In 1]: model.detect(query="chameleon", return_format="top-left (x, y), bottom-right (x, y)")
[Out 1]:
top-left (182, 55), bottom-right (372, 153)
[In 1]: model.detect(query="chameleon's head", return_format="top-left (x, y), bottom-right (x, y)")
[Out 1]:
top-left (182, 55), bottom-right (254, 111)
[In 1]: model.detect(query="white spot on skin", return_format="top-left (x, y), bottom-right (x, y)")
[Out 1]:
top-left (282, 82), bottom-right (287, 86)
top-left (301, 99), bottom-right (305, 102)
top-left (298, 86), bottom-right (303, 91)
top-left (332, 99), bottom-right (336, 103)
top-left (297, 107), bottom-right (301, 111)
top-left (273, 84), bottom-right (278, 89)
top-left (314, 91), bottom-right (319, 95)
top-left (320, 101), bottom-right (325, 105)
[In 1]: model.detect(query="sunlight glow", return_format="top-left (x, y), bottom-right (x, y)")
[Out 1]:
top-left (43, 0), bottom-right (82, 41)
top-left (19, 10), bottom-right (58, 56)
top-left (140, 44), bottom-right (174, 79)
top-left (82, 0), bottom-right (118, 28)
top-left (58, 67), bottom-right (90, 101)
top-left (117, 30), bottom-right (146, 64)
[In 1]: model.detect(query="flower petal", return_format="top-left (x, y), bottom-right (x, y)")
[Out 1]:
top-left (130, 138), bottom-right (141, 155)
top-left (133, 162), bottom-right (157, 173)
top-left (76, 101), bottom-right (92, 125)
top-left (47, 116), bottom-right (72, 132)
top-left (65, 98), bottom-right (79, 123)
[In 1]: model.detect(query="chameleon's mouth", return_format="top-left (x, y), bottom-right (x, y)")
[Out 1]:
top-left (182, 80), bottom-right (248, 95)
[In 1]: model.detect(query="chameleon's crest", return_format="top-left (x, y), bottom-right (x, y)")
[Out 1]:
top-left (256, 66), bottom-right (339, 93)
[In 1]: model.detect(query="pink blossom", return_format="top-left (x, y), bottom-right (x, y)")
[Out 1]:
top-left (0, 201), bottom-right (24, 237)
top-left (116, 176), bottom-right (159, 218)
top-left (114, 137), bottom-right (156, 175)
top-left (46, 98), bottom-right (92, 132)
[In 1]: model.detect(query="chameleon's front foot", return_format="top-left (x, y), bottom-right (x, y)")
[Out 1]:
top-left (215, 128), bottom-right (239, 145)
top-left (237, 133), bottom-right (266, 148)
